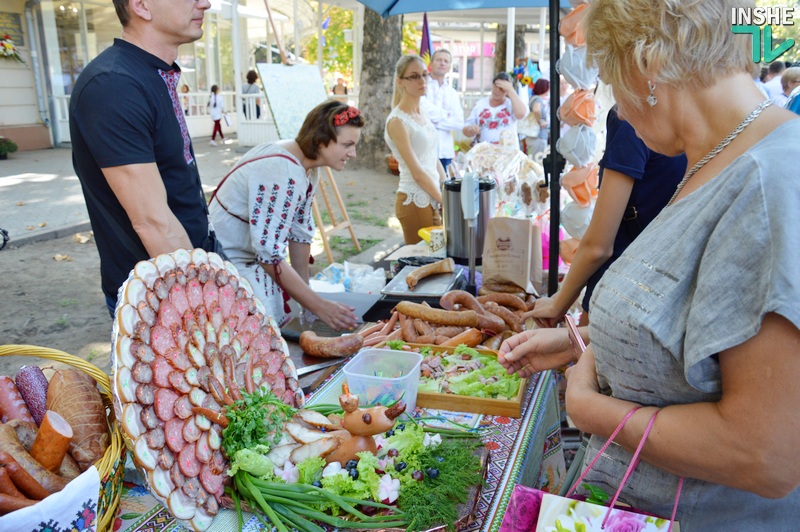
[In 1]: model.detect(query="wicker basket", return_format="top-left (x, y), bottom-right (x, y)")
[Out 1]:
top-left (0, 345), bottom-right (126, 531)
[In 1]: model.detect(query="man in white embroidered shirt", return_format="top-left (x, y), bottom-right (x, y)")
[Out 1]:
top-left (421, 49), bottom-right (464, 175)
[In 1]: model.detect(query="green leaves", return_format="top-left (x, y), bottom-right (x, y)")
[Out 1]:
top-left (222, 388), bottom-right (297, 457)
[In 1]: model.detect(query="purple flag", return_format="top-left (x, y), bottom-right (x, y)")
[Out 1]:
top-left (420, 13), bottom-right (432, 66)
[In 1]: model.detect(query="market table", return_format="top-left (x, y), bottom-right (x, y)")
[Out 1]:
top-left (114, 342), bottom-right (566, 532)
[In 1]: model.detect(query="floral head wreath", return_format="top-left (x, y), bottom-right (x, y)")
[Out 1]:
top-left (333, 106), bottom-right (361, 127)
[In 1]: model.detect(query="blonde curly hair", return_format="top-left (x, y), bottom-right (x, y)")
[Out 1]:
top-left (584, 0), bottom-right (754, 107)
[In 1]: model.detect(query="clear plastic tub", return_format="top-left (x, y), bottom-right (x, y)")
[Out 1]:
top-left (342, 348), bottom-right (422, 414)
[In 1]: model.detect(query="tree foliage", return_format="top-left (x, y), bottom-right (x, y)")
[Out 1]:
top-left (304, 5), bottom-right (355, 79)
top-left (755, 0), bottom-right (799, 63)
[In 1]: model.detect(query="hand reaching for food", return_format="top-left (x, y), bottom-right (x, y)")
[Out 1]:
top-left (498, 328), bottom-right (576, 378)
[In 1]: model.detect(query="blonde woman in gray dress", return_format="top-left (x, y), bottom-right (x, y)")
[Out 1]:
top-left (385, 55), bottom-right (446, 244)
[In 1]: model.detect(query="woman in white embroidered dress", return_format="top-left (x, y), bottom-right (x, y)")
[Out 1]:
top-left (209, 100), bottom-right (363, 330)
top-left (385, 55), bottom-right (447, 244)
top-left (462, 71), bottom-right (527, 145)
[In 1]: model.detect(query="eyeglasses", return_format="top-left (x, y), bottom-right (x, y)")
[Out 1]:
top-left (400, 72), bottom-right (430, 82)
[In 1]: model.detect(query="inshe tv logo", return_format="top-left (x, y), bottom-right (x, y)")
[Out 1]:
top-left (731, 6), bottom-right (796, 62)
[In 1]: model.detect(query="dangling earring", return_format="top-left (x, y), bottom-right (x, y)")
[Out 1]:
top-left (647, 81), bottom-right (657, 107)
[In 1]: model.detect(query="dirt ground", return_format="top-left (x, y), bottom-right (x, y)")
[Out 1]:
top-left (0, 167), bottom-right (402, 376)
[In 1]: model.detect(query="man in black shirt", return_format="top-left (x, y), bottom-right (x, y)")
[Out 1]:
top-left (70, 0), bottom-right (212, 315)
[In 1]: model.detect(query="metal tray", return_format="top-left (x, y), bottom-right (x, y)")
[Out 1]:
top-left (381, 265), bottom-right (464, 298)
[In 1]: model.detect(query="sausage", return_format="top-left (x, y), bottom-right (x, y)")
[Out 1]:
top-left (484, 301), bottom-right (524, 333)
top-left (0, 377), bottom-right (35, 424)
top-left (6, 420), bottom-right (80, 480)
top-left (477, 293), bottom-right (528, 312)
top-left (0, 445), bottom-right (59, 498)
top-left (401, 319), bottom-right (418, 343)
top-left (298, 331), bottom-right (364, 359)
top-left (395, 301), bottom-right (479, 327)
top-left (482, 282), bottom-right (525, 294)
top-left (0, 468), bottom-right (23, 498)
top-left (362, 334), bottom-right (388, 347)
top-left (14, 366), bottom-right (48, 426)
top-left (358, 322), bottom-right (384, 339)
top-left (439, 290), bottom-right (485, 314)
top-left (476, 312), bottom-right (507, 334)
top-left (434, 326), bottom-right (466, 338)
top-left (440, 328), bottom-right (484, 348)
top-left (478, 285), bottom-right (527, 299)
top-left (191, 407), bottom-right (229, 428)
top-left (406, 258), bottom-right (455, 290)
top-left (30, 410), bottom-right (73, 474)
top-left (0, 492), bottom-right (40, 514)
top-left (414, 319), bottom-right (435, 337)
top-left (223, 354), bottom-right (242, 401)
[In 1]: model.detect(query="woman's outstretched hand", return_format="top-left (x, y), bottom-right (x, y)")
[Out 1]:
top-left (527, 296), bottom-right (566, 329)
top-left (315, 300), bottom-right (359, 331)
top-left (498, 328), bottom-right (576, 378)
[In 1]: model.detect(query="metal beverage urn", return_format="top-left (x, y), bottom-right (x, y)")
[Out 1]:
top-left (441, 177), bottom-right (496, 265)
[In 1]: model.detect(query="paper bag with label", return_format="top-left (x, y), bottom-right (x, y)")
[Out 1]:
top-left (482, 217), bottom-right (542, 296)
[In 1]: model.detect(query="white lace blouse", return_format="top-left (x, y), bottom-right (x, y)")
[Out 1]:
top-left (384, 107), bottom-right (439, 208)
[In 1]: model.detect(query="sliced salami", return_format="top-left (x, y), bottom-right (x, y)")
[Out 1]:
top-left (150, 324), bottom-right (177, 357)
top-left (169, 283), bottom-right (191, 316)
top-left (169, 371), bottom-right (192, 394)
top-left (186, 279), bottom-right (204, 312)
top-left (159, 447), bottom-right (175, 470)
top-left (209, 305), bottom-right (224, 332)
top-left (152, 355), bottom-right (173, 388)
top-left (209, 450), bottom-right (225, 475)
top-left (196, 366), bottom-right (211, 393)
top-left (165, 417), bottom-right (187, 454)
top-left (157, 299), bottom-right (182, 331)
top-left (136, 383), bottom-right (156, 405)
top-left (249, 333), bottom-right (270, 357)
top-left (202, 281), bottom-right (220, 313)
top-left (145, 427), bottom-right (166, 450)
top-left (140, 405), bottom-right (159, 429)
top-left (199, 463), bottom-right (224, 495)
top-left (164, 347), bottom-right (192, 371)
top-left (174, 395), bottom-right (194, 420)
top-left (182, 418), bottom-right (201, 443)
top-left (155, 387), bottom-right (179, 421)
top-left (195, 432), bottom-right (213, 464)
top-left (231, 298), bottom-right (249, 327)
top-left (182, 475), bottom-right (203, 501)
top-left (179, 442), bottom-right (202, 477)
top-left (132, 361), bottom-right (153, 384)
top-left (239, 315), bottom-right (261, 338)
top-left (170, 461), bottom-right (185, 488)
top-left (218, 284), bottom-right (235, 318)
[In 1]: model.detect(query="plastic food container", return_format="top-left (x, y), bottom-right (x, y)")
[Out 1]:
top-left (343, 349), bottom-right (422, 413)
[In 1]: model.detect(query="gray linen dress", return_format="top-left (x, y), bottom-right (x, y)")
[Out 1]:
top-left (583, 120), bottom-right (800, 530)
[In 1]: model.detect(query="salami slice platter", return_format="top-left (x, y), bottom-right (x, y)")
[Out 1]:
top-left (111, 248), bottom-right (302, 531)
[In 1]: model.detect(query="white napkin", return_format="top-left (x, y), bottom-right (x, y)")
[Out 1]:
top-left (556, 125), bottom-right (597, 167)
top-left (0, 465), bottom-right (101, 530)
top-left (561, 201), bottom-right (595, 239)
top-left (557, 45), bottom-right (599, 90)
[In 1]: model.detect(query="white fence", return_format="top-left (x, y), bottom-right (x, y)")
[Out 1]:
top-left (52, 90), bottom-right (485, 147)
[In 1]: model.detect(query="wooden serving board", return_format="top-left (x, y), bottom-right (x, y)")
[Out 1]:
top-left (381, 343), bottom-right (527, 418)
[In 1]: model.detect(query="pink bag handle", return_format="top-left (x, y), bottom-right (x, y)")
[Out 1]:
top-left (567, 407), bottom-right (684, 532)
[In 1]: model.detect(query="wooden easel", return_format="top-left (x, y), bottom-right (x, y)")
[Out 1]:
top-left (311, 168), bottom-right (361, 263)
top-left (263, 0), bottom-right (361, 263)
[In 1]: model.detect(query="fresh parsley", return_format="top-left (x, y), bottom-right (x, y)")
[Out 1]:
top-left (222, 388), bottom-right (297, 457)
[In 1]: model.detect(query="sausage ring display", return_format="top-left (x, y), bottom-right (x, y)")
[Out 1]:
top-left (111, 249), bottom-right (303, 531)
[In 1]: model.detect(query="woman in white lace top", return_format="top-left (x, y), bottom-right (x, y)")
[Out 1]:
top-left (385, 55), bottom-right (447, 244)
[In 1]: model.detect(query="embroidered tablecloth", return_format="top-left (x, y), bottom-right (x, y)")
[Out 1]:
top-left (114, 370), bottom-right (565, 532)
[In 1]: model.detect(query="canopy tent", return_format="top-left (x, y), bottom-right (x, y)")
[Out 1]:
top-left (356, 0), bottom-right (568, 295)
top-left (355, 0), bottom-right (571, 18)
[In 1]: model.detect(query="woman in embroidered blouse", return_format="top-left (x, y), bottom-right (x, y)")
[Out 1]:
top-left (502, 0), bottom-right (800, 527)
top-left (385, 55), bottom-right (447, 244)
top-left (462, 72), bottom-right (527, 145)
top-left (209, 100), bottom-right (363, 330)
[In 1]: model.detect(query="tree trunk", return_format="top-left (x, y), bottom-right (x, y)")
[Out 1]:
top-left (494, 24), bottom-right (528, 76)
top-left (352, 10), bottom-right (403, 170)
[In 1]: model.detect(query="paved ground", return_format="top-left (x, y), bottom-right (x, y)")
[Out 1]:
top-left (0, 137), bottom-right (404, 373)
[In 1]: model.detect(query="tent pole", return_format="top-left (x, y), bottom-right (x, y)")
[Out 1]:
top-left (547, 0), bottom-right (561, 296)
